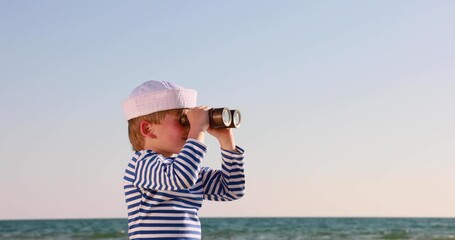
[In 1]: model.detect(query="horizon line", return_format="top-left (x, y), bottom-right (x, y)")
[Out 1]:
top-left (2, 216), bottom-right (455, 221)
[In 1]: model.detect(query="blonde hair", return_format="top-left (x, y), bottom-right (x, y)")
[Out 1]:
top-left (128, 109), bottom-right (186, 151)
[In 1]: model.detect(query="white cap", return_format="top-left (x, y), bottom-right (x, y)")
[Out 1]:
top-left (122, 80), bottom-right (197, 121)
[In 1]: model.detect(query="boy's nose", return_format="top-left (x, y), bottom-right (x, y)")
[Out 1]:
top-left (183, 124), bottom-right (190, 133)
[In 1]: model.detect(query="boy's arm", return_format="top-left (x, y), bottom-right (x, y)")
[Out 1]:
top-left (130, 139), bottom-right (207, 190)
top-left (201, 146), bottom-right (245, 201)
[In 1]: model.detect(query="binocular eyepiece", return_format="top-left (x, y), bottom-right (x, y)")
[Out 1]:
top-left (180, 108), bottom-right (241, 129)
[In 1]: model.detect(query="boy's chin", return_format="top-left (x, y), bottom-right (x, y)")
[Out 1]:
top-left (174, 145), bottom-right (185, 154)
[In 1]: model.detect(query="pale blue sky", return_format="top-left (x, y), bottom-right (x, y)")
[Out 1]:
top-left (1, 0), bottom-right (454, 220)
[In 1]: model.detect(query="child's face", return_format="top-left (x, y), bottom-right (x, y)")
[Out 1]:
top-left (152, 111), bottom-right (190, 157)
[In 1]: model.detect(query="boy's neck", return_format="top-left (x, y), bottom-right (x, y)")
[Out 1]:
top-left (142, 144), bottom-right (174, 158)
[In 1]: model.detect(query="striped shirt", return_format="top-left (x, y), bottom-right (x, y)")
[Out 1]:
top-left (123, 139), bottom-right (245, 240)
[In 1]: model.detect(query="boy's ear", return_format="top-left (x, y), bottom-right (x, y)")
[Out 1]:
top-left (140, 120), bottom-right (157, 138)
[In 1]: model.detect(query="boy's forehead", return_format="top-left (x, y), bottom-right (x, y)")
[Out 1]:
top-left (168, 108), bottom-right (189, 116)
top-left (180, 109), bottom-right (189, 116)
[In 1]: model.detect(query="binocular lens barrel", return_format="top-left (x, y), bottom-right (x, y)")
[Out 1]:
top-left (209, 108), bottom-right (231, 128)
top-left (180, 108), bottom-right (241, 129)
top-left (230, 109), bottom-right (241, 128)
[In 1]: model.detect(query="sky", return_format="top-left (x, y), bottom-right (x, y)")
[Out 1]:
top-left (1, 0), bottom-right (454, 220)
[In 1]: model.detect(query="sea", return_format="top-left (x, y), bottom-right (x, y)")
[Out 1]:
top-left (1, 217), bottom-right (455, 240)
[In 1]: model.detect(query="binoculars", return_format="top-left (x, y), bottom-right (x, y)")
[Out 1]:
top-left (180, 108), bottom-right (241, 128)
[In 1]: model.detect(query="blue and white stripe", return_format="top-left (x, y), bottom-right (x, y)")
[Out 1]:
top-left (123, 139), bottom-right (245, 239)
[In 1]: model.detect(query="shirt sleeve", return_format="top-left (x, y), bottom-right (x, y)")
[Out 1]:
top-left (201, 146), bottom-right (245, 201)
top-left (132, 139), bottom-right (207, 191)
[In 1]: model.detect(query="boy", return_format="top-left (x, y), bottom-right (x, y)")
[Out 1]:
top-left (122, 80), bottom-right (245, 240)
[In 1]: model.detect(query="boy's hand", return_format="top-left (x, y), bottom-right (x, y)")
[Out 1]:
top-left (208, 127), bottom-right (237, 152)
top-left (187, 106), bottom-right (210, 142)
